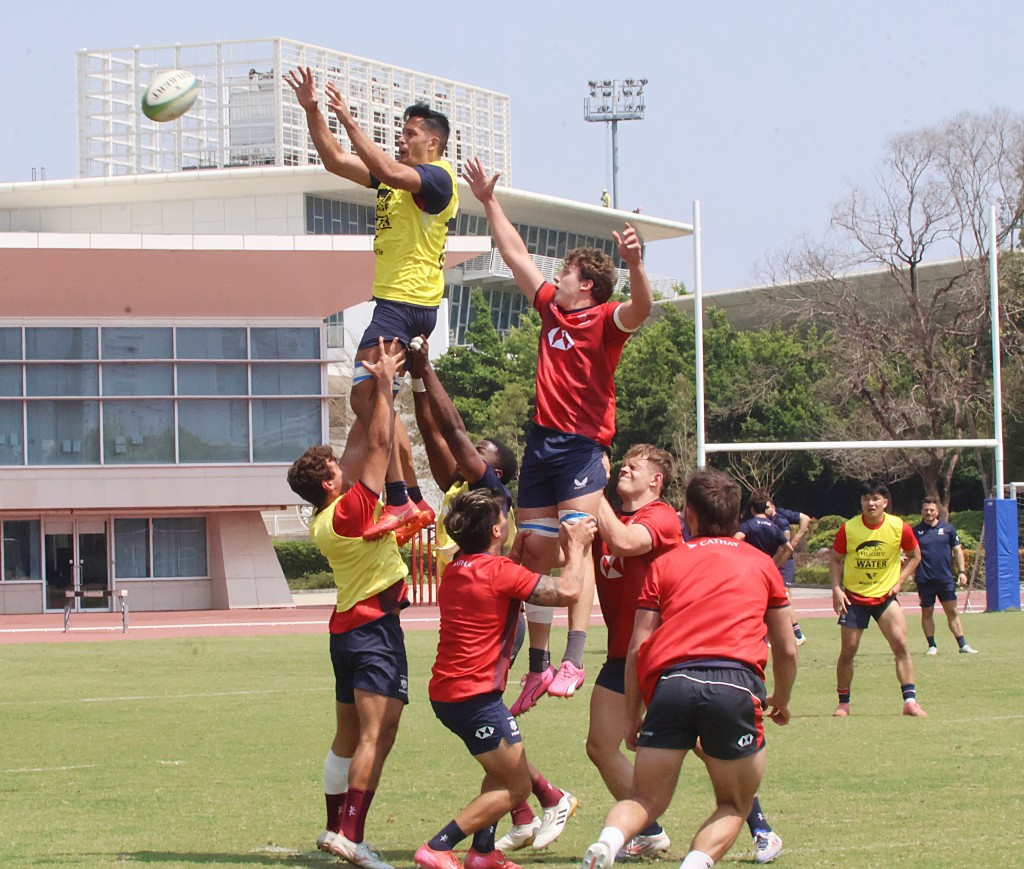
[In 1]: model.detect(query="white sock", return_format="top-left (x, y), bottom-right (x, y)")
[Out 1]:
top-left (680, 851), bottom-right (714, 868)
top-left (323, 749), bottom-right (351, 794)
top-left (598, 826), bottom-right (626, 857)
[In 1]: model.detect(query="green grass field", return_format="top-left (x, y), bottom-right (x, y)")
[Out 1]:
top-left (2, 611), bottom-right (1023, 868)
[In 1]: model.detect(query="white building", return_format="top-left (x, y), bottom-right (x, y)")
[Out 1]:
top-left (0, 40), bottom-right (691, 616)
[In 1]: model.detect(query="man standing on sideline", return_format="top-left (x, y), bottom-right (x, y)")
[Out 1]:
top-left (286, 340), bottom-right (408, 869)
top-left (580, 469), bottom-right (796, 869)
top-left (587, 445), bottom-right (682, 860)
top-left (463, 156), bottom-right (654, 711)
top-left (765, 497), bottom-right (811, 644)
top-left (830, 479), bottom-right (927, 718)
top-left (285, 66), bottom-right (458, 539)
top-left (913, 497), bottom-right (978, 655)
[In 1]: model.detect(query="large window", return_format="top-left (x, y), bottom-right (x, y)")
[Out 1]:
top-left (114, 517), bottom-right (207, 579)
top-left (2, 520), bottom-right (41, 580)
top-left (0, 326), bottom-right (324, 466)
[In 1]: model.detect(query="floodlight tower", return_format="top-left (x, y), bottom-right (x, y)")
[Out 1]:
top-left (584, 78), bottom-right (647, 209)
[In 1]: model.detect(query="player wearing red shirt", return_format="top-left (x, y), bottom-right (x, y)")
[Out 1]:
top-left (587, 445), bottom-right (681, 860)
top-left (829, 479), bottom-right (926, 718)
top-left (463, 156), bottom-right (655, 710)
top-left (582, 469), bottom-right (797, 869)
top-left (415, 489), bottom-right (596, 869)
top-left (286, 340), bottom-right (406, 869)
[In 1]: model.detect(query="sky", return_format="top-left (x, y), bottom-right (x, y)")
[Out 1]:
top-left (3, 0), bottom-right (1023, 291)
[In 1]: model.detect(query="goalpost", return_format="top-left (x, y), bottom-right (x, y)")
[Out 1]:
top-left (688, 202), bottom-right (1019, 611)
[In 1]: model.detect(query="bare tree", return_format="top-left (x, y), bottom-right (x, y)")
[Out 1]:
top-left (761, 109), bottom-right (1024, 513)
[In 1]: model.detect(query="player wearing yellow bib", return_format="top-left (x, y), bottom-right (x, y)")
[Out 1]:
top-left (287, 339), bottom-right (409, 869)
top-left (829, 479), bottom-right (926, 718)
top-left (286, 67), bottom-right (459, 542)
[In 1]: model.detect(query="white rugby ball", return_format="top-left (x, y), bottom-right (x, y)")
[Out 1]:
top-left (141, 69), bottom-right (200, 122)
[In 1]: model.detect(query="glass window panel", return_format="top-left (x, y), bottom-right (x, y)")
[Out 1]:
top-left (252, 398), bottom-right (320, 462)
top-left (0, 365), bottom-right (22, 397)
top-left (251, 363), bottom-right (320, 395)
top-left (102, 401), bottom-right (174, 464)
top-left (26, 364), bottom-right (99, 397)
top-left (0, 328), bottom-right (21, 360)
top-left (177, 363), bottom-right (248, 395)
top-left (176, 328), bottom-right (247, 360)
top-left (25, 327), bottom-right (98, 360)
top-left (0, 402), bottom-right (24, 465)
top-left (102, 363), bottom-right (173, 396)
top-left (101, 327), bottom-right (172, 359)
top-left (178, 400), bottom-right (249, 462)
top-left (251, 328), bottom-right (319, 360)
top-left (153, 517), bottom-right (207, 577)
top-left (3, 520), bottom-right (41, 580)
top-left (26, 400), bottom-right (100, 465)
top-left (114, 518), bottom-right (150, 578)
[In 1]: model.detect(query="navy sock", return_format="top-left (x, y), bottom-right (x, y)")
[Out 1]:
top-left (472, 824), bottom-right (496, 853)
top-left (838, 688), bottom-right (851, 704)
top-left (408, 486), bottom-right (423, 504)
top-left (957, 635), bottom-right (967, 649)
top-left (639, 821), bottom-right (664, 837)
top-left (793, 622), bottom-right (804, 639)
top-left (927, 635), bottom-right (936, 648)
top-left (901, 683), bottom-right (917, 703)
top-left (747, 795), bottom-right (771, 835)
top-left (385, 481), bottom-right (408, 507)
top-left (429, 820), bottom-right (466, 851)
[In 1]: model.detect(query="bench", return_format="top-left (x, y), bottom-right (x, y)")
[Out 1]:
top-left (63, 588), bottom-right (129, 633)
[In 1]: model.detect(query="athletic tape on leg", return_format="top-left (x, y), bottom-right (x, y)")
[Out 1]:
top-left (524, 602), bottom-right (554, 624)
top-left (559, 509), bottom-right (594, 525)
top-left (352, 362), bottom-right (371, 386)
top-left (519, 517), bottom-right (560, 538)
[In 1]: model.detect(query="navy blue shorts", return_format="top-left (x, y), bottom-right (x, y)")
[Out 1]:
top-left (431, 691), bottom-right (523, 756)
top-left (838, 595), bottom-right (897, 630)
top-left (358, 298), bottom-right (438, 351)
top-left (330, 614), bottom-right (409, 704)
top-left (917, 582), bottom-right (957, 608)
top-left (779, 559), bottom-right (796, 588)
top-left (596, 657), bottom-right (626, 694)
top-left (517, 426), bottom-right (608, 509)
top-left (638, 663), bottom-right (766, 760)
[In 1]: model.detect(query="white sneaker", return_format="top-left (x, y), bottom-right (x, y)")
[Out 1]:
top-left (496, 818), bottom-right (542, 852)
top-left (581, 841), bottom-right (613, 869)
top-left (533, 792), bottom-right (578, 849)
top-left (926, 646), bottom-right (938, 655)
top-left (753, 831), bottom-right (783, 863)
top-left (619, 830), bottom-right (671, 859)
top-left (321, 831), bottom-right (395, 869)
top-left (795, 634), bottom-right (807, 646)
top-left (960, 644), bottom-right (979, 654)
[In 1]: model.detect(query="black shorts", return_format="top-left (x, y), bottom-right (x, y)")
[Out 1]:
top-left (330, 614), bottom-right (409, 704)
top-left (917, 582), bottom-right (957, 608)
top-left (638, 663), bottom-right (767, 760)
top-left (517, 426), bottom-right (608, 509)
top-left (595, 657), bottom-right (627, 694)
top-left (431, 691), bottom-right (523, 756)
top-left (838, 595), bottom-right (897, 630)
top-left (358, 298), bottom-right (438, 351)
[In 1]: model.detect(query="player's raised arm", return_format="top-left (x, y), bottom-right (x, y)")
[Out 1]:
top-left (284, 68), bottom-right (371, 187)
top-left (613, 223), bottom-right (654, 331)
top-left (463, 157), bottom-right (545, 303)
top-left (326, 82), bottom-right (425, 192)
top-left (357, 338), bottom-right (405, 493)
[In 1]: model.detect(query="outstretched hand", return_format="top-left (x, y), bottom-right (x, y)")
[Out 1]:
top-left (613, 222), bottom-right (643, 267)
top-left (462, 157), bottom-right (501, 203)
top-left (324, 81), bottom-right (354, 125)
top-left (361, 338), bottom-right (405, 385)
top-left (284, 67), bottom-right (318, 112)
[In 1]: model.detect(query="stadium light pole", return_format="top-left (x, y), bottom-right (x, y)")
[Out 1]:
top-left (584, 78), bottom-right (648, 209)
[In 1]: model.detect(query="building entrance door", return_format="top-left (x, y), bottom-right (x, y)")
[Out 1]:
top-left (43, 519), bottom-right (110, 612)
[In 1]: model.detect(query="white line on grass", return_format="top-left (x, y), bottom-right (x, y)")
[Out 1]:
top-left (5, 763), bottom-right (99, 773)
top-left (0, 687), bottom-right (323, 707)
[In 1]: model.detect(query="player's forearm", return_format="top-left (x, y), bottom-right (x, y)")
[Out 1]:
top-left (626, 258), bottom-right (654, 321)
top-left (339, 115), bottom-right (408, 187)
top-left (304, 107), bottom-right (351, 176)
top-left (482, 198), bottom-right (532, 270)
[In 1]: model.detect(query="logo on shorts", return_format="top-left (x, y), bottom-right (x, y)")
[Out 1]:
top-left (737, 734), bottom-right (754, 748)
top-left (547, 327), bottom-right (575, 351)
top-left (508, 717), bottom-right (520, 736)
top-left (399, 675), bottom-right (408, 695)
top-left (573, 477), bottom-right (589, 489)
top-left (475, 726), bottom-right (496, 740)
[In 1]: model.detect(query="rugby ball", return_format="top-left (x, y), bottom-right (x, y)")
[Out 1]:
top-left (141, 70), bottom-right (200, 122)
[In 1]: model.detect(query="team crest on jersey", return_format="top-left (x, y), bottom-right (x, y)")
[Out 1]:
top-left (601, 555), bottom-right (623, 579)
top-left (547, 327), bottom-right (575, 351)
top-left (376, 188), bottom-right (394, 231)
